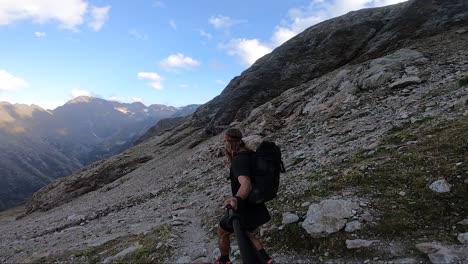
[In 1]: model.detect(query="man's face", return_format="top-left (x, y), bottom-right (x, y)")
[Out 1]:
top-left (224, 139), bottom-right (231, 153)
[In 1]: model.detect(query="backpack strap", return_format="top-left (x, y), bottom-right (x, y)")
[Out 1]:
top-left (280, 160), bottom-right (286, 173)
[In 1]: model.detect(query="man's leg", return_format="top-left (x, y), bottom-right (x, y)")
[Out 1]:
top-left (247, 233), bottom-right (263, 250)
top-left (217, 226), bottom-right (231, 256)
top-left (248, 233), bottom-right (273, 263)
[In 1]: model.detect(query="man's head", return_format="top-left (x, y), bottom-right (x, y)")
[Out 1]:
top-left (224, 128), bottom-right (244, 162)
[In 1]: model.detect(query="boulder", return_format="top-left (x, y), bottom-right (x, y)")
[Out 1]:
top-left (458, 233), bottom-right (468, 244)
top-left (416, 243), bottom-right (463, 264)
top-left (302, 199), bottom-right (359, 237)
top-left (429, 180), bottom-right (451, 193)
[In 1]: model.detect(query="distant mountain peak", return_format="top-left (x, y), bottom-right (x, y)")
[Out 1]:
top-left (67, 96), bottom-right (99, 104)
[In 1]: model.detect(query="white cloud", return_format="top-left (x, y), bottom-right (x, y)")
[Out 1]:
top-left (270, 0), bottom-right (408, 46)
top-left (132, 97), bottom-right (143, 102)
top-left (222, 38), bottom-right (272, 66)
top-left (39, 100), bottom-right (64, 110)
top-left (215, 80), bottom-right (226, 85)
top-left (109, 96), bottom-right (124, 102)
top-left (138, 72), bottom-right (163, 90)
top-left (88, 5), bottom-right (110, 31)
top-left (169, 19), bottom-right (177, 30)
top-left (209, 15), bottom-right (245, 30)
top-left (129, 29), bottom-right (148, 40)
top-left (35, 31), bottom-right (46, 37)
top-left (0, 0), bottom-right (88, 29)
top-left (160, 53), bottom-right (201, 69)
top-left (108, 96), bottom-right (144, 104)
top-left (271, 15), bottom-right (323, 46)
top-left (179, 84), bottom-right (189, 88)
top-left (198, 29), bottom-right (212, 39)
top-left (0, 70), bottom-right (29, 91)
top-left (71, 88), bottom-right (92, 98)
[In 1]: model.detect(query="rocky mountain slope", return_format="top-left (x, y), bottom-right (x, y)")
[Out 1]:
top-left (0, 0), bottom-right (467, 263)
top-left (0, 98), bottom-right (198, 211)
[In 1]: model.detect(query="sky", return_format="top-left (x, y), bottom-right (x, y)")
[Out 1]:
top-left (0, 0), bottom-right (406, 110)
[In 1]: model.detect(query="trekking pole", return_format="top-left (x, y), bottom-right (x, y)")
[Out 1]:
top-left (226, 205), bottom-right (259, 264)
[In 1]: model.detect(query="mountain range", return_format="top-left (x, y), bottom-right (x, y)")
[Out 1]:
top-left (0, 97), bottom-right (198, 211)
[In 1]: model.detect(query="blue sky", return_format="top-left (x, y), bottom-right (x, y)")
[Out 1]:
top-left (0, 0), bottom-right (406, 110)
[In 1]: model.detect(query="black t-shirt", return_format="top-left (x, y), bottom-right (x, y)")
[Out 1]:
top-left (230, 151), bottom-right (253, 196)
top-left (230, 151), bottom-right (271, 228)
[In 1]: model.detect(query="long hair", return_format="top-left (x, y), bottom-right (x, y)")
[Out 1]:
top-left (224, 128), bottom-right (246, 164)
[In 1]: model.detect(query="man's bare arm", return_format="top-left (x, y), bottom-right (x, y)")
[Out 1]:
top-left (224, 175), bottom-right (252, 209)
top-left (235, 175), bottom-right (252, 200)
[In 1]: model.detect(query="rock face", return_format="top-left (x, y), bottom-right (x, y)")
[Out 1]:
top-left (1, 0), bottom-right (468, 263)
top-left (302, 199), bottom-right (359, 237)
top-left (188, 0), bottom-right (468, 137)
top-left (134, 116), bottom-right (188, 145)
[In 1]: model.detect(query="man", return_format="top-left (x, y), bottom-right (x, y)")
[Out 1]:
top-left (214, 128), bottom-right (273, 264)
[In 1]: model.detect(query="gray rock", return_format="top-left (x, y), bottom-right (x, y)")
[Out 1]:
top-left (458, 219), bottom-right (468, 226)
top-left (171, 220), bottom-right (185, 226)
top-left (416, 243), bottom-right (461, 264)
top-left (103, 245), bottom-right (140, 264)
top-left (429, 179), bottom-right (451, 193)
top-left (302, 199), bottom-right (359, 237)
top-left (345, 239), bottom-right (379, 249)
top-left (282, 212), bottom-right (300, 225)
top-left (360, 211), bottom-right (374, 223)
top-left (457, 233), bottom-right (468, 244)
top-left (389, 76), bottom-right (422, 89)
top-left (243, 135), bottom-right (263, 150)
top-left (345, 221), bottom-right (363, 232)
top-left (67, 214), bottom-right (85, 222)
top-left (393, 258), bottom-right (418, 264)
top-left (176, 256), bottom-right (192, 263)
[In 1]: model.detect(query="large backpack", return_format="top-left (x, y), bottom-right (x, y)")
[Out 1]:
top-left (248, 141), bottom-right (286, 204)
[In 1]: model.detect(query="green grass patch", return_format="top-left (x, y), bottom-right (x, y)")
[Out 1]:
top-left (267, 224), bottom-right (378, 260)
top-left (330, 117), bottom-right (467, 240)
top-left (459, 75), bottom-right (468, 87)
top-left (267, 116), bottom-right (468, 257)
top-left (32, 225), bottom-right (173, 264)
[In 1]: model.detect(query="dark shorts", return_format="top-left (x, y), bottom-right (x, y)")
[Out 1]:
top-left (219, 212), bottom-right (258, 233)
top-left (219, 202), bottom-right (271, 233)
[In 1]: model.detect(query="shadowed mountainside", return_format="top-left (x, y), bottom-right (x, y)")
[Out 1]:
top-left (0, 98), bottom-right (198, 211)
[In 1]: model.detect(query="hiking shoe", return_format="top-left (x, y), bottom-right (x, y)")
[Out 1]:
top-left (213, 257), bottom-right (232, 264)
top-left (266, 258), bottom-right (275, 264)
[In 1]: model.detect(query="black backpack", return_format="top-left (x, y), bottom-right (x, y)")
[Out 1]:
top-left (248, 141), bottom-right (286, 204)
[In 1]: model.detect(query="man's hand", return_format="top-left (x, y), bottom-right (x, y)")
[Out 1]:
top-left (223, 197), bottom-right (238, 210)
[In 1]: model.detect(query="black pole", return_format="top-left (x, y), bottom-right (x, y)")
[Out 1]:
top-left (226, 205), bottom-right (260, 264)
